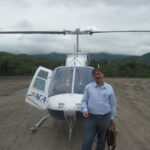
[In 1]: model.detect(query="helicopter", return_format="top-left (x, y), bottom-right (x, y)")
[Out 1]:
top-left (25, 52), bottom-right (94, 140)
top-left (1, 28), bottom-right (150, 140)
top-left (25, 29), bottom-right (95, 140)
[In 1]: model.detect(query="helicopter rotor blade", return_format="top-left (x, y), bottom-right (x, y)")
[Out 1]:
top-left (1, 30), bottom-right (150, 35)
top-left (0, 30), bottom-right (72, 35)
top-left (90, 30), bottom-right (150, 34)
top-left (77, 30), bottom-right (150, 35)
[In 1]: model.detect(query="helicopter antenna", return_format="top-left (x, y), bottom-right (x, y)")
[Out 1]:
top-left (74, 44), bottom-right (76, 55)
top-left (87, 54), bottom-right (91, 65)
top-left (76, 28), bottom-right (80, 55)
top-left (74, 44), bottom-right (76, 66)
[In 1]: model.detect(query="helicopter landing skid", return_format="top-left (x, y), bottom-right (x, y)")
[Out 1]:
top-left (66, 116), bottom-right (75, 141)
top-left (30, 114), bottom-right (50, 133)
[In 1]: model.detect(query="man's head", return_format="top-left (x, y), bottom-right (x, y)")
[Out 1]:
top-left (92, 68), bottom-right (104, 84)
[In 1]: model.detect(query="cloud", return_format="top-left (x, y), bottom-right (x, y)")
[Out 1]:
top-left (101, 0), bottom-right (150, 7)
top-left (0, 0), bottom-right (30, 8)
top-left (12, 20), bottom-right (33, 30)
top-left (0, 0), bottom-right (150, 55)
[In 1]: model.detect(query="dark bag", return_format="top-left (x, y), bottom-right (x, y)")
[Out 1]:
top-left (106, 128), bottom-right (117, 150)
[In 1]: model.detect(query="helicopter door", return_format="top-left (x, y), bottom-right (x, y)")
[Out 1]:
top-left (25, 66), bottom-right (52, 110)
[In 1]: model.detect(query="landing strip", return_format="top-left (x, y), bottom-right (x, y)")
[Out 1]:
top-left (0, 77), bottom-right (150, 150)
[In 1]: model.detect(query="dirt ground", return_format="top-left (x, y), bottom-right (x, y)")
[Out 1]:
top-left (0, 77), bottom-right (150, 150)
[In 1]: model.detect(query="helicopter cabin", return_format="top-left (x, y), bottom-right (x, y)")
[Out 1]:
top-left (48, 66), bottom-right (94, 97)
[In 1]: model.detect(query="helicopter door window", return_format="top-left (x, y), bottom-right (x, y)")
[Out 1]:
top-left (37, 70), bottom-right (48, 79)
top-left (74, 67), bottom-right (93, 94)
top-left (32, 70), bottom-right (48, 91)
top-left (33, 78), bottom-right (45, 91)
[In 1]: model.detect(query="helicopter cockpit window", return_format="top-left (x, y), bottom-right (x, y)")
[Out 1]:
top-left (74, 67), bottom-right (93, 94)
top-left (49, 67), bottom-right (73, 96)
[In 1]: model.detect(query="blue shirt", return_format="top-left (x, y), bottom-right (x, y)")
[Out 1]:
top-left (81, 81), bottom-right (117, 120)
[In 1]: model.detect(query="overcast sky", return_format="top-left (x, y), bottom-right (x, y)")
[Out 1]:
top-left (1, 0), bottom-right (150, 55)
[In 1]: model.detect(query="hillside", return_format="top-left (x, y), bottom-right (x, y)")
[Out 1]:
top-left (0, 51), bottom-right (150, 77)
top-left (1, 51), bottom-right (150, 64)
top-left (90, 52), bottom-right (129, 61)
top-left (33, 52), bottom-right (150, 64)
top-left (33, 52), bottom-right (66, 60)
top-left (0, 51), bottom-right (14, 56)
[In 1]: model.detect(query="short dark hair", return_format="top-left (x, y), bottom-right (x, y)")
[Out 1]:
top-left (92, 68), bottom-right (103, 75)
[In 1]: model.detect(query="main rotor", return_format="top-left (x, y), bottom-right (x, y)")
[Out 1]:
top-left (1, 28), bottom-right (150, 53)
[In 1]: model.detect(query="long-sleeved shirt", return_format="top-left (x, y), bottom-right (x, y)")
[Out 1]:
top-left (81, 81), bottom-right (117, 120)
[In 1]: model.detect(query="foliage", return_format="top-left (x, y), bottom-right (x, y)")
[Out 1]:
top-left (0, 53), bottom-right (150, 77)
top-left (90, 59), bottom-right (150, 77)
top-left (0, 54), bottom-right (65, 76)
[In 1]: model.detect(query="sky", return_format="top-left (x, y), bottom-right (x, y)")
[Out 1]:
top-left (1, 0), bottom-right (150, 56)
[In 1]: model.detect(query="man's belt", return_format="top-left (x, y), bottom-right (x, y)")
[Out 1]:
top-left (89, 112), bottom-right (110, 118)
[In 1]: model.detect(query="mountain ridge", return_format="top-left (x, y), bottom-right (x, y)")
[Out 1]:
top-left (0, 51), bottom-right (150, 64)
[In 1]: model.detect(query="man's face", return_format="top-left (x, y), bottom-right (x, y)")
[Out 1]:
top-left (92, 70), bottom-right (104, 83)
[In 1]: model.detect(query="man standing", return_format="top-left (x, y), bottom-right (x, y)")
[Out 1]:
top-left (81, 68), bottom-right (117, 150)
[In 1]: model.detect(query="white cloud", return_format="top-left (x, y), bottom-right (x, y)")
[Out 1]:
top-left (0, 0), bottom-right (150, 55)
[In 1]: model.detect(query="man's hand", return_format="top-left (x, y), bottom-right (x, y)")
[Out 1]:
top-left (83, 111), bottom-right (89, 118)
top-left (110, 120), bottom-right (116, 132)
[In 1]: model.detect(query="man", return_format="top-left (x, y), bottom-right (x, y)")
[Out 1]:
top-left (81, 68), bottom-right (117, 150)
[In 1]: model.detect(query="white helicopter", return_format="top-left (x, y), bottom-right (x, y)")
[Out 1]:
top-left (0, 28), bottom-right (96, 139)
top-left (1, 28), bottom-right (150, 140)
top-left (25, 52), bottom-right (94, 140)
top-left (25, 29), bottom-right (95, 140)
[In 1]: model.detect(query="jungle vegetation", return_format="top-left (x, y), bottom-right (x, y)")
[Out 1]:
top-left (0, 52), bottom-right (150, 77)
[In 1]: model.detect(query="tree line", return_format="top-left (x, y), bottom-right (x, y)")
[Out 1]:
top-left (90, 59), bottom-right (150, 77)
top-left (0, 54), bottom-right (150, 77)
top-left (0, 54), bottom-right (65, 76)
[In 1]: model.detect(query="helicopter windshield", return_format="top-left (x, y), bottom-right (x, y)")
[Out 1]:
top-left (74, 67), bottom-right (93, 94)
top-left (49, 67), bottom-right (93, 96)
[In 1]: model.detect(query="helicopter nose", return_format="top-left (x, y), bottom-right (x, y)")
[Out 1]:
top-left (48, 93), bottom-right (82, 111)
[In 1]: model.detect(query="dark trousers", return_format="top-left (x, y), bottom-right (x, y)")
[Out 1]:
top-left (81, 113), bottom-right (111, 150)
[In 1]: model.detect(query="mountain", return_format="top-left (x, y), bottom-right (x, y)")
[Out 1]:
top-left (32, 52), bottom-right (150, 64)
top-left (32, 52), bottom-right (66, 60)
top-left (124, 52), bottom-right (150, 64)
top-left (32, 52), bottom-right (130, 61)
top-left (137, 52), bottom-right (150, 64)
top-left (0, 51), bottom-right (14, 56)
top-left (0, 51), bottom-right (150, 64)
top-left (89, 52), bottom-right (130, 61)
